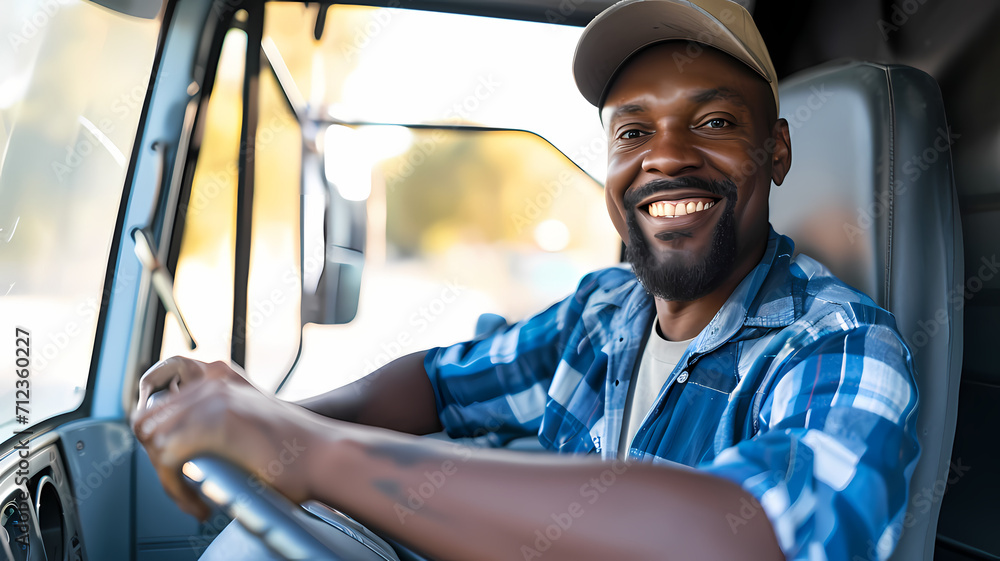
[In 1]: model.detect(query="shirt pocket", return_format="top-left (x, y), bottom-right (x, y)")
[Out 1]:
top-left (685, 345), bottom-right (739, 394)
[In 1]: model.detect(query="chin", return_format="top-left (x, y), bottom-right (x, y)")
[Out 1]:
top-left (626, 199), bottom-right (738, 301)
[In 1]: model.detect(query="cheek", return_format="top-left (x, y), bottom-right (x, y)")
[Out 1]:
top-left (701, 142), bottom-right (759, 179)
top-left (605, 149), bottom-right (646, 239)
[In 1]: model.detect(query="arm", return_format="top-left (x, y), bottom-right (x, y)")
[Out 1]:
top-left (132, 370), bottom-right (783, 561)
top-left (135, 353), bottom-right (443, 435)
top-left (288, 268), bottom-right (602, 439)
top-left (310, 420), bottom-right (784, 561)
top-left (130, 290), bottom-right (569, 529)
top-left (295, 351), bottom-right (443, 435)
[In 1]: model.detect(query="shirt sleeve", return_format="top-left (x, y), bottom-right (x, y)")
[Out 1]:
top-left (423, 271), bottom-right (602, 444)
top-left (699, 323), bottom-right (920, 560)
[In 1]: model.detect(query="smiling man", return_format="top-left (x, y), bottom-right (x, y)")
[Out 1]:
top-left (133, 1), bottom-right (920, 560)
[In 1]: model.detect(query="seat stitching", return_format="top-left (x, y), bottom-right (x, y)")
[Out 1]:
top-left (884, 66), bottom-right (896, 306)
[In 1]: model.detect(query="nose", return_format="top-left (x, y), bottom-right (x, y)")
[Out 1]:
top-left (641, 127), bottom-right (703, 177)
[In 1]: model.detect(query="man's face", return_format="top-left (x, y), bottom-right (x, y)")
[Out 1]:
top-left (602, 42), bottom-right (790, 301)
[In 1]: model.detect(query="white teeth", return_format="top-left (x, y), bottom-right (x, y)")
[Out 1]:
top-left (648, 199), bottom-right (717, 217)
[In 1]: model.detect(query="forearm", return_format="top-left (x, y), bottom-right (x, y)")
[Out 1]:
top-left (307, 424), bottom-right (784, 561)
top-left (295, 351), bottom-right (442, 435)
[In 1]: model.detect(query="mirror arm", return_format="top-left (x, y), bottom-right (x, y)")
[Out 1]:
top-left (261, 37), bottom-right (308, 123)
top-left (133, 227), bottom-right (197, 350)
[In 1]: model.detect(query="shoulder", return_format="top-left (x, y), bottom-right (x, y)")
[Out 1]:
top-left (570, 264), bottom-right (642, 304)
top-left (791, 253), bottom-right (882, 316)
top-left (784, 252), bottom-right (909, 354)
top-left (578, 264), bottom-right (638, 290)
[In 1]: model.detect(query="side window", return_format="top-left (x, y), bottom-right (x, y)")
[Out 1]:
top-left (160, 18), bottom-right (303, 392)
top-left (242, 58), bottom-right (302, 390)
top-left (161, 3), bottom-right (620, 397)
top-left (159, 29), bottom-right (245, 363)
top-left (281, 127), bottom-right (618, 400)
top-left (263, 4), bottom-right (619, 400)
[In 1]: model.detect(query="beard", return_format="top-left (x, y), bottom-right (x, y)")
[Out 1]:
top-left (624, 177), bottom-right (738, 301)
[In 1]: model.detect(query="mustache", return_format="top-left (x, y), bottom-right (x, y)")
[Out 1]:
top-left (622, 176), bottom-right (738, 209)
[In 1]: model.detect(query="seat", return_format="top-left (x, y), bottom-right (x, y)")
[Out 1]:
top-left (769, 60), bottom-right (964, 560)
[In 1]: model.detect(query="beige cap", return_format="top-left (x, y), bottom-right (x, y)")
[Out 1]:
top-left (573, 0), bottom-right (779, 111)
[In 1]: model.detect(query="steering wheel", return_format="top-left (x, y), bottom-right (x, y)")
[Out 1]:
top-left (181, 456), bottom-right (400, 561)
top-left (147, 392), bottom-right (400, 561)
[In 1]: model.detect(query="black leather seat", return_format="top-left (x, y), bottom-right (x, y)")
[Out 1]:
top-left (770, 60), bottom-right (964, 560)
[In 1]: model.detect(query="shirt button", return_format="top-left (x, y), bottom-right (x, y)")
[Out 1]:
top-left (677, 372), bottom-right (689, 383)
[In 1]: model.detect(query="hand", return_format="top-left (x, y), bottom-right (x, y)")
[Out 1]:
top-left (131, 357), bottom-right (323, 520)
top-left (135, 356), bottom-right (252, 411)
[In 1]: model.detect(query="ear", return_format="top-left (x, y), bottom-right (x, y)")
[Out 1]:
top-left (769, 118), bottom-right (792, 186)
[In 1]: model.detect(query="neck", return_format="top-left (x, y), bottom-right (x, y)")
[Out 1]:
top-left (652, 239), bottom-right (767, 341)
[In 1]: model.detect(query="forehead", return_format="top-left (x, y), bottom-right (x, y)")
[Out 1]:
top-left (601, 42), bottom-right (768, 120)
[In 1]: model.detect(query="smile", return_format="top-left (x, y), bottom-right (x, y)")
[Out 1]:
top-left (648, 198), bottom-right (717, 218)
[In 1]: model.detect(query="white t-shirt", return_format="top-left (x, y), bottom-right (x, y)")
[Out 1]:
top-left (618, 321), bottom-right (693, 459)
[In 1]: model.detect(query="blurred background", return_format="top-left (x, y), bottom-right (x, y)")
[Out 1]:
top-left (155, 4), bottom-right (620, 398)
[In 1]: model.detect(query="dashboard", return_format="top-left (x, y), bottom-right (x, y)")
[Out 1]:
top-left (0, 431), bottom-right (85, 561)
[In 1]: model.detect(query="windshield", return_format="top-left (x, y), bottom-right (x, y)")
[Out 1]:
top-left (0, 0), bottom-right (162, 434)
top-left (271, 4), bottom-right (608, 182)
top-left (156, 4), bottom-right (620, 396)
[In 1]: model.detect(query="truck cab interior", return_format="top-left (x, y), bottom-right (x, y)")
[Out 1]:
top-left (0, 1), bottom-right (996, 560)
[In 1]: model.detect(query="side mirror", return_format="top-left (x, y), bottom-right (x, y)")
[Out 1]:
top-left (299, 129), bottom-right (366, 325)
top-left (299, 124), bottom-right (414, 325)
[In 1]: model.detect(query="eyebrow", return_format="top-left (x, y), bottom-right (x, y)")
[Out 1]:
top-left (690, 88), bottom-right (748, 108)
top-left (606, 103), bottom-right (647, 124)
top-left (606, 88), bottom-right (750, 123)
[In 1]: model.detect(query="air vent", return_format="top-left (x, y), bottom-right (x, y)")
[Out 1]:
top-left (35, 475), bottom-right (65, 561)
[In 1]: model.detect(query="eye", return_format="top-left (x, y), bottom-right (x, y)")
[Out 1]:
top-left (705, 118), bottom-right (730, 129)
top-left (619, 129), bottom-right (645, 140)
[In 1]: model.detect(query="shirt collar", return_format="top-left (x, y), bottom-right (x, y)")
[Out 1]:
top-left (695, 226), bottom-right (806, 351)
top-left (590, 226), bottom-right (806, 349)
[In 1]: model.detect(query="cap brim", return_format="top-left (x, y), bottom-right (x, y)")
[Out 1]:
top-left (573, 0), bottom-right (771, 107)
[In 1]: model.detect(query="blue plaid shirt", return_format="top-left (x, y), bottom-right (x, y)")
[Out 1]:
top-left (424, 228), bottom-right (919, 560)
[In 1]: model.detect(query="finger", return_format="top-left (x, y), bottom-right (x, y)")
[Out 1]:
top-left (205, 360), bottom-right (253, 387)
top-left (133, 388), bottom-right (216, 520)
top-left (136, 356), bottom-right (199, 410)
top-left (132, 387), bottom-right (186, 445)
